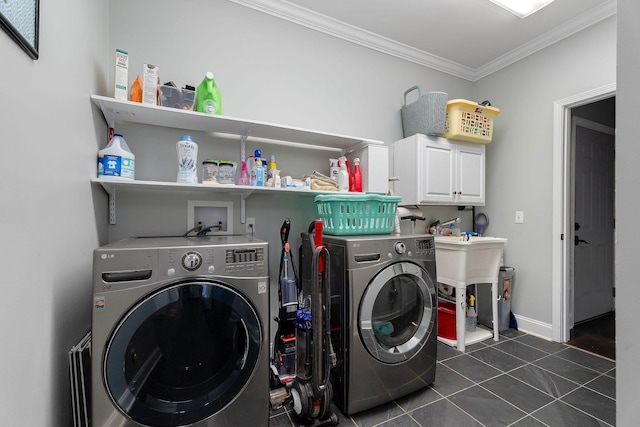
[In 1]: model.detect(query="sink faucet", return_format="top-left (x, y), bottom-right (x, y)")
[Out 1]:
top-left (439, 217), bottom-right (460, 227)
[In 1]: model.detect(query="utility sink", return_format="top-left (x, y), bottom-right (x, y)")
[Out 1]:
top-left (434, 236), bottom-right (507, 351)
top-left (434, 236), bottom-right (507, 287)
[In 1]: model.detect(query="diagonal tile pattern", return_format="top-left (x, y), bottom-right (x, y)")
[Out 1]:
top-left (270, 330), bottom-right (616, 426)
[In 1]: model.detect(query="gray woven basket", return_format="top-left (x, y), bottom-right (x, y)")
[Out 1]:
top-left (401, 86), bottom-right (448, 137)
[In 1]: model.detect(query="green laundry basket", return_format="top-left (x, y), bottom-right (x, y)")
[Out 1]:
top-left (314, 193), bottom-right (401, 235)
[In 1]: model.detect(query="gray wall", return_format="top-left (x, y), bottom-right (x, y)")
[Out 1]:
top-left (473, 17), bottom-right (616, 334)
top-left (0, 1), bottom-right (108, 426)
top-left (615, 0), bottom-right (638, 424)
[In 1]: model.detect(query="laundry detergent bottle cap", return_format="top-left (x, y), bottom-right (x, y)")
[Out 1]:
top-left (254, 149), bottom-right (262, 161)
top-left (196, 71), bottom-right (222, 115)
top-left (97, 133), bottom-right (135, 179)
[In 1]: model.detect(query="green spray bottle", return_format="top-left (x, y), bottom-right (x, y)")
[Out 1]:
top-left (196, 72), bottom-right (222, 115)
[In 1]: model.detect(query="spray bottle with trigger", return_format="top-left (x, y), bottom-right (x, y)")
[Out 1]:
top-left (337, 156), bottom-right (349, 192)
top-left (466, 294), bottom-right (477, 332)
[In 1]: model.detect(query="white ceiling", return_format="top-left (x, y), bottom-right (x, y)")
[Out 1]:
top-left (230, 0), bottom-right (616, 81)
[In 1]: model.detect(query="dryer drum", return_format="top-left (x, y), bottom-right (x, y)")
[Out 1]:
top-left (103, 281), bottom-right (262, 427)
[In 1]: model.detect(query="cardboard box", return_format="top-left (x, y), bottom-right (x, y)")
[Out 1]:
top-left (114, 49), bottom-right (128, 101)
top-left (142, 64), bottom-right (159, 105)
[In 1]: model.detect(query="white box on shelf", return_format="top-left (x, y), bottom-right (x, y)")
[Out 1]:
top-left (142, 63), bottom-right (159, 105)
top-left (114, 49), bottom-right (128, 101)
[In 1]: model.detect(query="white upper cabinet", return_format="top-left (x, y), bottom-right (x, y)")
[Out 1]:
top-left (392, 134), bottom-right (485, 206)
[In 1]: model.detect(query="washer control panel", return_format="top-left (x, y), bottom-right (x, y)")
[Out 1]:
top-left (162, 245), bottom-right (267, 277)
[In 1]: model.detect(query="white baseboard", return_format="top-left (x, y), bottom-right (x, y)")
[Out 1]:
top-left (512, 314), bottom-right (554, 341)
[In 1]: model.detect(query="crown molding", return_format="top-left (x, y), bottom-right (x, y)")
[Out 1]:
top-left (229, 0), bottom-right (617, 82)
top-left (475, 0), bottom-right (617, 80)
top-left (228, 0), bottom-right (476, 80)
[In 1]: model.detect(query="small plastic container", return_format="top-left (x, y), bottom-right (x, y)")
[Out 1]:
top-left (202, 160), bottom-right (218, 184)
top-left (159, 85), bottom-right (196, 110)
top-left (217, 161), bottom-right (237, 184)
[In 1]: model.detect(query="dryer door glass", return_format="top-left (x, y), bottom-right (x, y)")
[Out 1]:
top-left (360, 262), bottom-right (436, 363)
top-left (103, 281), bottom-right (262, 427)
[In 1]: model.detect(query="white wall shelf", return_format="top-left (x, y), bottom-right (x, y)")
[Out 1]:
top-left (93, 177), bottom-right (329, 224)
top-left (90, 95), bottom-right (384, 224)
top-left (91, 95), bottom-right (383, 152)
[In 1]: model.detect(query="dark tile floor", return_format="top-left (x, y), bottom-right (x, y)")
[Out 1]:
top-left (269, 329), bottom-right (616, 427)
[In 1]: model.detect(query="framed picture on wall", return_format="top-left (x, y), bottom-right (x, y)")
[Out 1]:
top-left (0, 0), bottom-right (39, 60)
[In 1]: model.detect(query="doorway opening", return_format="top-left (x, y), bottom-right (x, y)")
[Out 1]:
top-left (552, 84), bottom-right (616, 360)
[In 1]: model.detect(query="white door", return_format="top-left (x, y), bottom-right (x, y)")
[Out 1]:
top-left (456, 144), bottom-right (485, 205)
top-left (571, 117), bottom-right (615, 324)
top-left (422, 141), bottom-right (455, 203)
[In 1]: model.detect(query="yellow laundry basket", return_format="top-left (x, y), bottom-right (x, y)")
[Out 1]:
top-left (442, 99), bottom-right (500, 144)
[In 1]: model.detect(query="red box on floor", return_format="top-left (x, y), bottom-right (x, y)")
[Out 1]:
top-left (438, 300), bottom-right (457, 340)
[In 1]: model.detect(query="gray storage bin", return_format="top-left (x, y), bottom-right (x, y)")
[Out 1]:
top-left (401, 86), bottom-right (448, 137)
top-left (478, 266), bottom-right (514, 332)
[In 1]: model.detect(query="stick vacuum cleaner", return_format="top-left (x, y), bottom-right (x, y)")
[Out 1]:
top-left (270, 219), bottom-right (300, 401)
top-left (289, 220), bottom-right (338, 426)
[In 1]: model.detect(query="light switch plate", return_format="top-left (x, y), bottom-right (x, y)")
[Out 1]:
top-left (515, 210), bottom-right (524, 224)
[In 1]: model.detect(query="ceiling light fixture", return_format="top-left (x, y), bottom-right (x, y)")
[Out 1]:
top-left (488, 0), bottom-right (555, 18)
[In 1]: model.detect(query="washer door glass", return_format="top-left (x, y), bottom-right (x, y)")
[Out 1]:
top-left (104, 280), bottom-right (262, 426)
top-left (360, 262), bottom-right (435, 363)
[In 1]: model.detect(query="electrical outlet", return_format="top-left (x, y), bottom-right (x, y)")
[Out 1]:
top-left (246, 217), bottom-right (256, 233)
top-left (515, 210), bottom-right (524, 224)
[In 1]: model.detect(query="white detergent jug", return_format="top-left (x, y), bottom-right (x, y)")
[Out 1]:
top-left (97, 133), bottom-right (135, 179)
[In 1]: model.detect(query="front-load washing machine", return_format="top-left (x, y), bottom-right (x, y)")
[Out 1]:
top-left (91, 236), bottom-right (269, 427)
top-left (301, 233), bottom-right (437, 415)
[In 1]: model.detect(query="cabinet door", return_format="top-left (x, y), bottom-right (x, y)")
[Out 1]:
top-left (421, 141), bottom-right (455, 203)
top-left (455, 144), bottom-right (485, 205)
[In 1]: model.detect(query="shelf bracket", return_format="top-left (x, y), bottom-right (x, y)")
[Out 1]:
top-left (240, 190), bottom-right (255, 224)
top-left (99, 182), bottom-right (117, 225)
top-left (240, 134), bottom-right (247, 163)
top-left (239, 133), bottom-right (251, 225)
